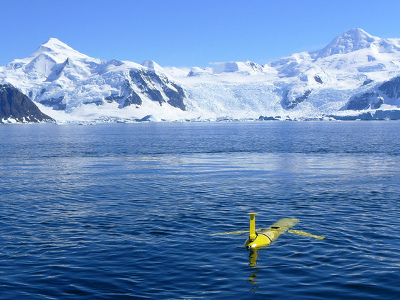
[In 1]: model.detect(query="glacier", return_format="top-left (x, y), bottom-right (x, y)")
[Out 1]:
top-left (2, 28), bottom-right (400, 123)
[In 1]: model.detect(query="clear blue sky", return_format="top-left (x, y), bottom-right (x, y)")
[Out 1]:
top-left (1, 0), bottom-right (400, 68)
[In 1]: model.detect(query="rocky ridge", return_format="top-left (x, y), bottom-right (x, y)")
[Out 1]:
top-left (0, 84), bottom-right (53, 123)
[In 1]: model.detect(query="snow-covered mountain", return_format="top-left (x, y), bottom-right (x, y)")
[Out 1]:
top-left (2, 28), bottom-right (400, 122)
top-left (178, 28), bottom-right (400, 119)
top-left (0, 38), bottom-right (186, 121)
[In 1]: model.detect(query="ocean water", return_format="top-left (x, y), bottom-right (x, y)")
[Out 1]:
top-left (1, 121), bottom-right (400, 299)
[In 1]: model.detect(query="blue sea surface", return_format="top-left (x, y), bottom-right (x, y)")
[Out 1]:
top-left (1, 121), bottom-right (400, 299)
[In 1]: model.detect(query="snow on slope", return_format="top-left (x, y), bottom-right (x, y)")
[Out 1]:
top-left (177, 28), bottom-right (400, 119)
top-left (2, 29), bottom-right (400, 122)
top-left (343, 75), bottom-right (400, 111)
top-left (0, 38), bottom-right (186, 120)
top-left (311, 28), bottom-right (400, 59)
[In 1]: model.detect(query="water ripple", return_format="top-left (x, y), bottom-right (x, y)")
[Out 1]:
top-left (1, 122), bottom-right (400, 298)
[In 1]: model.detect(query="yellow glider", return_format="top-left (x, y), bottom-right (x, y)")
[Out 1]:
top-left (213, 213), bottom-right (325, 249)
top-left (244, 213), bottom-right (301, 249)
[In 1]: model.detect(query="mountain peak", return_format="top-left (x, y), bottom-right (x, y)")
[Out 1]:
top-left (30, 37), bottom-right (93, 63)
top-left (38, 38), bottom-right (74, 52)
top-left (336, 28), bottom-right (375, 44)
top-left (312, 28), bottom-right (378, 59)
top-left (141, 60), bottom-right (164, 73)
top-left (342, 28), bottom-right (372, 37)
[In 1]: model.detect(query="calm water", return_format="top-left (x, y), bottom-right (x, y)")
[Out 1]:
top-left (1, 121), bottom-right (400, 299)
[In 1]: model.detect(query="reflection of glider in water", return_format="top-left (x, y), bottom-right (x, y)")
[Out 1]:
top-left (213, 213), bottom-right (325, 249)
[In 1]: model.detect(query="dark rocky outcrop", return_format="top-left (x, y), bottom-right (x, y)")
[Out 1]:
top-left (328, 110), bottom-right (400, 120)
top-left (0, 84), bottom-right (53, 123)
top-left (344, 76), bottom-right (400, 111)
top-left (314, 75), bottom-right (323, 84)
top-left (129, 69), bottom-right (186, 110)
top-left (105, 80), bottom-right (143, 108)
top-left (259, 115), bottom-right (280, 121)
top-left (378, 76), bottom-right (400, 98)
top-left (39, 96), bottom-right (66, 110)
top-left (346, 91), bottom-right (383, 110)
top-left (121, 91), bottom-right (142, 108)
top-left (283, 89), bottom-right (312, 109)
top-left (246, 61), bottom-right (264, 73)
top-left (362, 79), bottom-right (373, 86)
